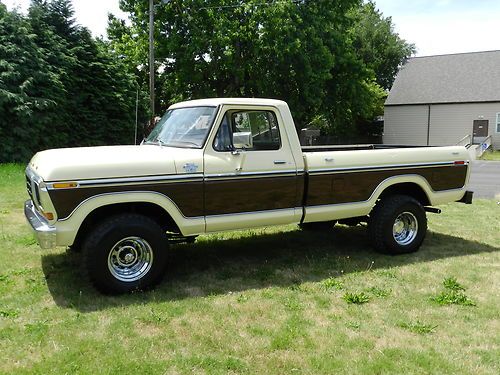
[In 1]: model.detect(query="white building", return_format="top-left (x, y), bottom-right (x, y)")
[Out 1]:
top-left (384, 50), bottom-right (500, 150)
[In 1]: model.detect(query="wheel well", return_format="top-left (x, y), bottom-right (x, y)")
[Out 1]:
top-left (73, 202), bottom-right (180, 248)
top-left (377, 183), bottom-right (430, 206)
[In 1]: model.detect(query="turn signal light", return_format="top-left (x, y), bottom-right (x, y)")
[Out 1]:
top-left (52, 182), bottom-right (78, 189)
top-left (454, 161), bottom-right (466, 165)
top-left (42, 211), bottom-right (54, 220)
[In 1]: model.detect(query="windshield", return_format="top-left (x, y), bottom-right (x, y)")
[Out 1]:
top-left (145, 106), bottom-right (217, 148)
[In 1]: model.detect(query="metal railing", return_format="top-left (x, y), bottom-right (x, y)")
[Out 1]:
top-left (456, 134), bottom-right (472, 148)
top-left (476, 135), bottom-right (492, 158)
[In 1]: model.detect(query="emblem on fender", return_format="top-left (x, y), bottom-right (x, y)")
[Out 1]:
top-left (183, 163), bottom-right (199, 173)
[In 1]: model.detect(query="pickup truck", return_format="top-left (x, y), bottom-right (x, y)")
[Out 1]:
top-left (25, 98), bottom-right (473, 294)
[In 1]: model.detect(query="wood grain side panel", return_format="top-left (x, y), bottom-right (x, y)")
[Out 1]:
top-left (49, 181), bottom-right (204, 219)
top-left (204, 175), bottom-right (300, 215)
top-left (307, 165), bottom-right (468, 206)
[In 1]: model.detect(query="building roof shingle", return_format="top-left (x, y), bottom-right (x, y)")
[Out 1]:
top-left (385, 50), bottom-right (500, 106)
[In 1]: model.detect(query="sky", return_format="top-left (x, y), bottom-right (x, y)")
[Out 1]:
top-left (3, 0), bottom-right (500, 56)
top-left (2, 0), bottom-right (128, 38)
top-left (374, 0), bottom-right (500, 56)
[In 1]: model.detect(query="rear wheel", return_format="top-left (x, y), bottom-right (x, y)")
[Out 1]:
top-left (82, 214), bottom-right (168, 294)
top-left (369, 195), bottom-right (427, 255)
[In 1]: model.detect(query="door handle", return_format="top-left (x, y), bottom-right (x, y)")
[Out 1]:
top-left (325, 158), bottom-right (334, 162)
top-left (274, 160), bottom-right (287, 165)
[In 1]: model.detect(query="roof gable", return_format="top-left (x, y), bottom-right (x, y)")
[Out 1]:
top-left (385, 50), bottom-right (500, 105)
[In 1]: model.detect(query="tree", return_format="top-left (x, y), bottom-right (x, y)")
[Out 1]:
top-left (0, 0), bottom-right (139, 162)
top-left (350, 1), bottom-right (415, 91)
top-left (0, 3), bottom-right (64, 161)
top-left (112, 0), bottom-right (384, 134)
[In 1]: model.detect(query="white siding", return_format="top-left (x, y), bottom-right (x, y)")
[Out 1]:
top-left (384, 102), bottom-right (500, 149)
top-left (383, 105), bottom-right (428, 145)
top-left (429, 102), bottom-right (500, 148)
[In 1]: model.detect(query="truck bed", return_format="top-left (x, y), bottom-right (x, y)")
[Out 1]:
top-left (301, 145), bottom-right (471, 222)
top-left (301, 144), bottom-right (429, 152)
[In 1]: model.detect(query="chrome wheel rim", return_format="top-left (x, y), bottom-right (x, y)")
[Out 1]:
top-left (107, 237), bottom-right (153, 282)
top-left (392, 212), bottom-right (418, 246)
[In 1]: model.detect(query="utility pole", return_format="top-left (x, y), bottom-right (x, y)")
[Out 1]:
top-left (149, 0), bottom-right (155, 129)
top-left (149, 0), bottom-right (171, 130)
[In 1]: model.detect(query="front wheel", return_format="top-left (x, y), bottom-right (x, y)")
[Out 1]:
top-left (82, 214), bottom-right (169, 294)
top-left (368, 195), bottom-right (427, 255)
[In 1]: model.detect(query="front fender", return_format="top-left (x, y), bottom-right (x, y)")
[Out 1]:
top-left (54, 191), bottom-right (205, 246)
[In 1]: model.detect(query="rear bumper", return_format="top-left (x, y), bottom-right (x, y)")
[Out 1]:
top-left (457, 190), bottom-right (473, 204)
top-left (24, 200), bottom-right (57, 249)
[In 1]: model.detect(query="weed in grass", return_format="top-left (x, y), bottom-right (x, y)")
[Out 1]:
top-left (343, 292), bottom-right (370, 304)
top-left (443, 276), bottom-right (465, 291)
top-left (346, 321), bottom-right (360, 330)
top-left (322, 277), bottom-right (344, 291)
top-left (0, 309), bottom-right (19, 318)
top-left (398, 321), bottom-right (437, 334)
top-left (432, 277), bottom-right (476, 306)
top-left (432, 291), bottom-right (476, 306)
top-left (367, 286), bottom-right (391, 298)
top-left (11, 267), bottom-right (31, 276)
top-left (0, 274), bottom-right (9, 282)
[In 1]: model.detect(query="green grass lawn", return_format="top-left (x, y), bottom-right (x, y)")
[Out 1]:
top-left (1, 163), bottom-right (499, 374)
top-left (480, 150), bottom-right (500, 161)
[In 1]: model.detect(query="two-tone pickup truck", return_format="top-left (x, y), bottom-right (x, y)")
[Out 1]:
top-left (25, 98), bottom-right (473, 293)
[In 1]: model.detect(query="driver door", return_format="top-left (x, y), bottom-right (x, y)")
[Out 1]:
top-left (204, 105), bottom-right (302, 232)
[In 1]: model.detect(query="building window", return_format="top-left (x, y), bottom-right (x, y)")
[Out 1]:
top-left (497, 113), bottom-right (500, 133)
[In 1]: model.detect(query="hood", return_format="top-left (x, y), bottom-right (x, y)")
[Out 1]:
top-left (28, 145), bottom-right (200, 181)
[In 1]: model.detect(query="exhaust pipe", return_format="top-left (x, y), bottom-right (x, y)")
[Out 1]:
top-left (424, 207), bottom-right (441, 214)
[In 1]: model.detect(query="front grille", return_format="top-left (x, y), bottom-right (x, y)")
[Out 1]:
top-left (26, 174), bottom-right (33, 200)
top-left (34, 183), bottom-right (41, 206)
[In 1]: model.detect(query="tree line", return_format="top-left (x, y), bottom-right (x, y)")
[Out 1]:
top-left (0, 0), bottom-right (414, 162)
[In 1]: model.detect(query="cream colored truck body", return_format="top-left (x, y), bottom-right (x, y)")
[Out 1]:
top-left (25, 98), bottom-right (472, 250)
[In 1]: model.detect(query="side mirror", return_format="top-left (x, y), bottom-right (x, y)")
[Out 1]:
top-left (233, 132), bottom-right (253, 149)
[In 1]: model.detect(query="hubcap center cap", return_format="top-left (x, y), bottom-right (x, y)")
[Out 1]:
top-left (123, 252), bottom-right (135, 264)
top-left (108, 237), bottom-right (154, 282)
top-left (392, 212), bottom-right (418, 246)
top-left (393, 220), bottom-right (405, 234)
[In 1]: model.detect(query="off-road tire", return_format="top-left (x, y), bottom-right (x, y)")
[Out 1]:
top-left (368, 195), bottom-right (427, 255)
top-left (82, 214), bottom-right (169, 294)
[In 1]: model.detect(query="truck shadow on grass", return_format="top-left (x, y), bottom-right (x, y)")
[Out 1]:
top-left (41, 225), bottom-right (499, 312)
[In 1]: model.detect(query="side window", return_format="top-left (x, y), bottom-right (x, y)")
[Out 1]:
top-left (214, 110), bottom-right (281, 151)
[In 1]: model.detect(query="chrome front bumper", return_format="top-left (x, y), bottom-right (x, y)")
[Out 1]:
top-left (24, 200), bottom-right (57, 249)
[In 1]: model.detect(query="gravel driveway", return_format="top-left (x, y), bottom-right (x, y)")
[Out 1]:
top-left (468, 161), bottom-right (500, 199)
